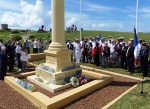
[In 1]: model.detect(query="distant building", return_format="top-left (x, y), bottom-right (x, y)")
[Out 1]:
top-left (1, 24), bottom-right (8, 30)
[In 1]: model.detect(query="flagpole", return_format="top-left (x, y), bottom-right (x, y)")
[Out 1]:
top-left (80, 0), bottom-right (82, 41)
top-left (136, 0), bottom-right (139, 34)
top-left (136, 0), bottom-right (145, 95)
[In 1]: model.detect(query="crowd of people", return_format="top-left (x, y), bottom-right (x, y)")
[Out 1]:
top-left (30, 38), bottom-right (51, 53)
top-left (0, 34), bottom-right (149, 80)
top-left (66, 36), bottom-right (150, 77)
top-left (0, 37), bottom-right (52, 80)
top-left (66, 24), bottom-right (78, 33)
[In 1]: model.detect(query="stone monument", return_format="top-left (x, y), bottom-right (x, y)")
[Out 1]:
top-left (31, 0), bottom-right (82, 89)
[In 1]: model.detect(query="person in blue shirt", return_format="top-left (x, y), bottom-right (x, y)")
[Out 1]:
top-left (24, 39), bottom-right (30, 54)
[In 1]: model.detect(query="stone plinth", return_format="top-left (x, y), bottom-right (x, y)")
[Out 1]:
top-left (36, 61), bottom-right (82, 85)
top-left (27, 75), bottom-right (72, 93)
top-left (44, 50), bottom-right (73, 72)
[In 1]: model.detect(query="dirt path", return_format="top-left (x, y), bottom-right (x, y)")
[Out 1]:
top-left (22, 34), bottom-right (29, 41)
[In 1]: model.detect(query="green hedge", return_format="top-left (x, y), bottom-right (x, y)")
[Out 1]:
top-left (11, 30), bottom-right (20, 34)
top-left (12, 35), bottom-right (22, 41)
top-left (20, 30), bottom-right (26, 32)
top-left (29, 34), bottom-right (35, 39)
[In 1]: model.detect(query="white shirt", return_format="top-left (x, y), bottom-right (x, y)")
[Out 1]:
top-left (21, 51), bottom-right (31, 61)
top-left (138, 43), bottom-right (142, 51)
top-left (72, 42), bottom-right (76, 49)
top-left (15, 45), bottom-right (21, 53)
top-left (110, 44), bottom-right (115, 53)
top-left (108, 42), bottom-right (111, 48)
top-left (75, 43), bottom-right (81, 51)
top-left (33, 40), bottom-right (38, 48)
top-left (0, 42), bottom-right (3, 47)
top-left (80, 41), bottom-right (83, 46)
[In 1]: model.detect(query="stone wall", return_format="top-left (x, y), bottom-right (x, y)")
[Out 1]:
top-left (28, 53), bottom-right (46, 62)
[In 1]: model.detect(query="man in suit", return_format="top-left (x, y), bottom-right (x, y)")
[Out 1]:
top-left (103, 42), bottom-right (110, 68)
top-left (115, 38), bottom-right (122, 67)
top-left (120, 42), bottom-right (128, 70)
top-left (6, 40), bottom-right (16, 72)
top-left (139, 43), bottom-right (149, 77)
top-left (67, 40), bottom-right (74, 61)
top-left (0, 46), bottom-right (8, 80)
top-left (126, 41), bottom-right (134, 74)
top-left (82, 40), bottom-right (89, 63)
top-left (94, 41), bottom-right (100, 66)
top-left (67, 40), bottom-right (73, 50)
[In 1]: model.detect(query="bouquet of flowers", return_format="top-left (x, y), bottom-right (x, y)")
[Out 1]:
top-left (77, 75), bottom-right (88, 84)
top-left (70, 77), bottom-right (80, 87)
top-left (70, 75), bottom-right (87, 87)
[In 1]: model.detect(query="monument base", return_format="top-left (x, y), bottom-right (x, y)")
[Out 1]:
top-left (27, 75), bottom-right (72, 93)
top-left (27, 72), bottom-right (92, 93)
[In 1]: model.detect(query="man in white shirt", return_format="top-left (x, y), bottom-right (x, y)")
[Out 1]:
top-left (80, 38), bottom-right (84, 61)
top-left (15, 42), bottom-right (22, 70)
top-left (72, 38), bottom-right (76, 60)
top-left (75, 39), bottom-right (81, 63)
top-left (138, 39), bottom-right (142, 51)
top-left (33, 39), bottom-right (38, 53)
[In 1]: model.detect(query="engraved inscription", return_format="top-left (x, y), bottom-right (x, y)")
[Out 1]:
top-left (61, 56), bottom-right (68, 65)
top-left (46, 56), bottom-right (57, 65)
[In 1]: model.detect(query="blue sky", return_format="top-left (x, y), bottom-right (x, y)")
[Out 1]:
top-left (0, 0), bottom-right (150, 32)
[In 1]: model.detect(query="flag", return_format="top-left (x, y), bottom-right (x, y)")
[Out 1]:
top-left (99, 43), bottom-right (103, 52)
top-left (92, 41), bottom-right (96, 56)
top-left (134, 28), bottom-right (139, 66)
top-left (98, 38), bottom-right (103, 53)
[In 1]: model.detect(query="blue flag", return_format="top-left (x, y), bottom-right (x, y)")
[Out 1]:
top-left (134, 28), bottom-right (139, 58)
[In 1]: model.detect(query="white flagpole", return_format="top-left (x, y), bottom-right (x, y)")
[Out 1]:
top-left (136, 0), bottom-right (139, 34)
top-left (80, 0), bottom-right (82, 41)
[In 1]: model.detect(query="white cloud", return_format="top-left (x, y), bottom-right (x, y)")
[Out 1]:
top-left (65, 12), bottom-right (89, 20)
top-left (1, 11), bottom-right (43, 27)
top-left (141, 14), bottom-right (150, 18)
top-left (66, 17), bottom-right (78, 27)
top-left (0, 0), bottom-right (20, 11)
top-left (84, 2), bottom-right (117, 12)
top-left (0, 0), bottom-right (44, 29)
top-left (20, 0), bottom-right (43, 14)
top-left (47, 11), bottom-right (51, 16)
top-left (139, 7), bottom-right (150, 13)
top-left (92, 23), bottom-right (110, 28)
top-left (128, 14), bottom-right (136, 19)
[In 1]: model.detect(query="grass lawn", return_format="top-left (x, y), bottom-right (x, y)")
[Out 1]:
top-left (0, 30), bottom-right (150, 43)
top-left (1, 30), bottom-right (150, 56)
top-left (108, 79), bottom-right (150, 109)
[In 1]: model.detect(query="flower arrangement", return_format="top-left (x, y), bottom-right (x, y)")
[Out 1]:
top-left (77, 75), bottom-right (88, 84)
top-left (70, 77), bottom-right (80, 87)
top-left (70, 75), bottom-right (87, 87)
